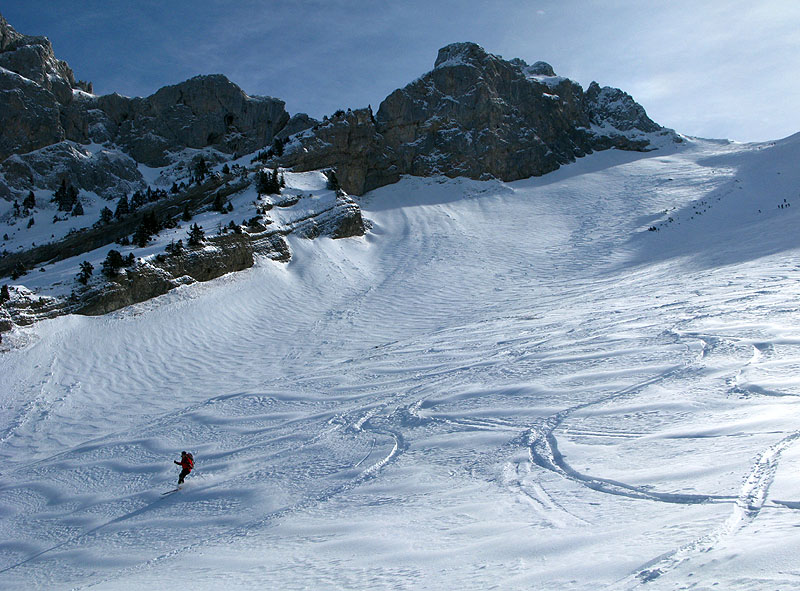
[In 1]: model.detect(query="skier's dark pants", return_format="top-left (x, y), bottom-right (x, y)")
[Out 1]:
top-left (178, 468), bottom-right (190, 485)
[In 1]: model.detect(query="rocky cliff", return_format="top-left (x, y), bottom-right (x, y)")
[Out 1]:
top-left (0, 14), bottom-right (290, 201)
top-left (0, 14), bottom-right (673, 200)
top-left (282, 43), bottom-right (676, 195)
top-left (0, 14), bottom-right (676, 334)
top-left (92, 75), bottom-right (289, 167)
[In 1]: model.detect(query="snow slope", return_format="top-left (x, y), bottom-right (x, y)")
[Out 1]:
top-left (2, 134), bottom-right (800, 589)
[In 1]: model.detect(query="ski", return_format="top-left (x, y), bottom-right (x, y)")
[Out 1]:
top-left (162, 487), bottom-right (181, 495)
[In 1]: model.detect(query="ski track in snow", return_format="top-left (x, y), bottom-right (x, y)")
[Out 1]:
top-left (3, 137), bottom-right (800, 589)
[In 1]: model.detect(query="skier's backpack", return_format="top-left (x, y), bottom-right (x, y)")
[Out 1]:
top-left (186, 452), bottom-right (194, 470)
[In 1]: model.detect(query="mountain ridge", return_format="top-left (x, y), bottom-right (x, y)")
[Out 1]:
top-left (0, 15), bottom-right (675, 200)
top-left (0, 13), bottom-right (675, 333)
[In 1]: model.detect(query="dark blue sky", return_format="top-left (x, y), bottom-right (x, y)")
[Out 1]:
top-left (3, 1), bottom-right (799, 141)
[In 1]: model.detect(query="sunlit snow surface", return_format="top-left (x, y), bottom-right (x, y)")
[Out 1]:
top-left (3, 135), bottom-right (800, 590)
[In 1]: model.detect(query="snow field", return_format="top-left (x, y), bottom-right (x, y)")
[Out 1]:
top-left (2, 135), bottom-right (800, 589)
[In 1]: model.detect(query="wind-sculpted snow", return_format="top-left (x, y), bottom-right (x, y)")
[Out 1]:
top-left (3, 137), bottom-right (800, 589)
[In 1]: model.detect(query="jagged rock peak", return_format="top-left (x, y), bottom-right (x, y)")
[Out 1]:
top-left (151, 73), bottom-right (281, 104)
top-left (0, 12), bottom-right (25, 51)
top-left (433, 42), bottom-right (493, 68)
top-left (525, 60), bottom-right (556, 77)
top-left (0, 12), bottom-right (48, 53)
top-left (434, 42), bottom-right (556, 78)
top-left (585, 81), bottom-right (661, 133)
top-left (0, 11), bottom-right (83, 99)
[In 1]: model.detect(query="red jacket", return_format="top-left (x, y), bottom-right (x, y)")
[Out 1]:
top-left (176, 454), bottom-right (194, 471)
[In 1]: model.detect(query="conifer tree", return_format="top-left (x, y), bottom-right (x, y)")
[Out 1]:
top-left (213, 193), bottom-right (225, 212)
top-left (11, 263), bottom-right (26, 280)
top-left (77, 261), bottom-right (94, 285)
top-left (102, 250), bottom-right (125, 277)
top-left (0, 284), bottom-right (9, 303)
top-left (23, 191), bottom-right (36, 211)
top-left (187, 223), bottom-right (205, 246)
top-left (130, 191), bottom-right (146, 211)
top-left (114, 195), bottom-right (129, 218)
top-left (133, 224), bottom-right (150, 248)
top-left (326, 169), bottom-right (340, 191)
top-left (133, 212), bottom-right (161, 247)
top-left (99, 206), bottom-right (113, 224)
top-left (71, 200), bottom-right (84, 216)
top-left (194, 157), bottom-right (208, 180)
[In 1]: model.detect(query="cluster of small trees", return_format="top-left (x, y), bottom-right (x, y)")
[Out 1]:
top-left (132, 212), bottom-right (162, 247)
top-left (170, 181), bottom-right (188, 194)
top-left (252, 137), bottom-right (290, 163)
top-left (11, 263), bottom-right (27, 280)
top-left (164, 239), bottom-right (184, 255)
top-left (112, 187), bottom-right (169, 221)
top-left (77, 223), bottom-right (205, 285)
top-left (212, 193), bottom-right (234, 213)
top-left (326, 109), bottom-right (347, 120)
top-left (101, 249), bottom-right (136, 277)
top-left (52, 179), bottom-right (81, 214)
top-left (256, 168), bottom-right (285, 196)
top-left (10, 193), bottom-right (38, 228)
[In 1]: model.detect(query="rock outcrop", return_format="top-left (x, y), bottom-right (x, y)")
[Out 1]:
top-left (92, 75), bottom-right (289, 167)
top-left (73, 233), bottom-right (257, 315)
top-left (0, 13), bottom-right (289, 189)
top-left (1, 141), bottom-right (146, 199)
top-left (0, 12), bottom-right (80, 161)
top-left (0, 13), bottom-right (674, 200)
top-left (283, 42), bottom-right (677, 195)
top-left (0, 13), bottom-right (82, 104)
top-left (0, 13), bottom-right (678, 332)
top-left (282, 108), bottom-right (401, 196)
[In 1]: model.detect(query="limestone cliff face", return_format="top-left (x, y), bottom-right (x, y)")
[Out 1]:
top-left (376, 42), bottom-right (596, 183)
top-left (1, 141), bottom-right (145, 199)
top-left (284, 42), bottom-right (676, 195)
top-left (94, 75), bottom-right (289, 167)
top-left (0, 13), bottom-right (674, 200)
top-left (0, 13), bottom-right (80, 103)
top-left (0, 14), bottom-right (289, 178)
top-left (281, 108), bottom-right (400, 196)
top-left (0, 14), bottom-right (77, 160)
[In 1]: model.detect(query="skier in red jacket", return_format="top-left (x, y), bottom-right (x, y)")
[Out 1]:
top-left (174, 451), bottom-right (194, 485)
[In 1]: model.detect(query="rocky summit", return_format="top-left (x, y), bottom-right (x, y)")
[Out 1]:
top-left (0, 16), bottom-right (673, 201)
top-left (0, 14), bottom-right (676, 331)
top-left (283, 42), bottom-right (677, 195)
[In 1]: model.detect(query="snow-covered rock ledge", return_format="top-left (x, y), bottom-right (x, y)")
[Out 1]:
top-left (0, 190), bottom-right (366, 333)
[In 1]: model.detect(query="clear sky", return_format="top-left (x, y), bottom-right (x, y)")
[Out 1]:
top-left (3, 1), bottom-right (799, 142)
